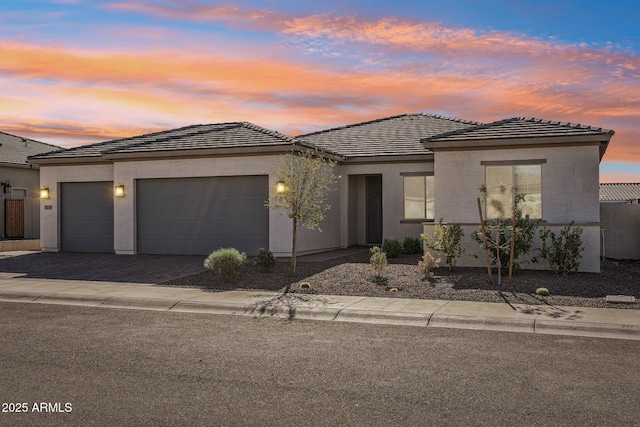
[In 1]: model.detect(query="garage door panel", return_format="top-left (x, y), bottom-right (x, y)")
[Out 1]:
top-left (61, 182), bottom-right (114, 253)
top-left (137, 176), bottom-right (269, 256)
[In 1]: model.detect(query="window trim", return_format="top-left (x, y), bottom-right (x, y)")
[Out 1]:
top-left (481, 159), bottom-right (546, 166)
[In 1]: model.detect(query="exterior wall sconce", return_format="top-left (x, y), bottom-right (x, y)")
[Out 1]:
top-left (114, 185), bottom-right (125, 197)
top-left (40, 187), bottom-right (50, 199)
top-left (1, 181), bottom-right (11, 194)
top-left (275, 180), bottom-right (287, 194)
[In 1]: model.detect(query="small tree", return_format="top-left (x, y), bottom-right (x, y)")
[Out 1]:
top-left (475, 183), bottom-right (538, 286)
top-left (268, 150), bottom-right (339, 276)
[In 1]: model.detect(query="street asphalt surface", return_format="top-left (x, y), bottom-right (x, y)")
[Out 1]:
top-left (1, 302), bottom-right (639, 426)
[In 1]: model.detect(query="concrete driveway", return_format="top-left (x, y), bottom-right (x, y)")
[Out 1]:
top-left (0, 252), bottom-right (207, 284)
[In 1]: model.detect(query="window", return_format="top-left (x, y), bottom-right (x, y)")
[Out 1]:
top-left (485, 165), bottom-right (541, 219)
top-left (404, 175), bottom-right (434, 220)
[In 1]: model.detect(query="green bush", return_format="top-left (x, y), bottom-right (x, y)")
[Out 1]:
top-left (421, 220), bottom-right (464, 270)
top-left (369, 246), bottom-right (388, 276)
top-left (402, 236), bottom-right (423, 255)
top-left (204, 247), bottom-right (247, 283)
top-left (538, 222), bottom-right (584, 276)
top-left (253, 247), bottom-right (276, 273)
top-left (382, 239), bottom-right (402, 258)
top-left (471, 213), bottom-right (538, 274)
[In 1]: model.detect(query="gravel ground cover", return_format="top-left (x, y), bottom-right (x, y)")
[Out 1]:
top-left (160, 250), bottom-right (640, 310)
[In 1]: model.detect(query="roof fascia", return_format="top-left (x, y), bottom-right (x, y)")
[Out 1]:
top-left (102, 142), bottom-right (343, 162)
top-left (102, 144), bottom-right (294, 160)
top-left (28, 156), bottom-right (110, 166)
top-left (341, 153), bottom-right (433, 164)
top-left (0, 161), bottom-right (39, 169)
top-left (423, 134), bottom-right (611, 151)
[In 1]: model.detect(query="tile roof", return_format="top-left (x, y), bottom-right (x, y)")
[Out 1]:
top-left (600, 183), bottom-right (640, 202)
top-left (30, 122), bottom-right (299, 160)
top-left (297, 113), bottom-right (480, 158)
top-left (0, 131), bottom-right (60, 166)
top-left (423, 117), bottom-right (614, 143)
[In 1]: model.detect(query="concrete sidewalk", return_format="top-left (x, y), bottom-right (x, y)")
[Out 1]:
top-left (0, 278), bottom-right (639, 341)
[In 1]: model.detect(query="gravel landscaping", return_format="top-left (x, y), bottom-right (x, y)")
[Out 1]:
top-left (160, 249), bottom-right (640, 310)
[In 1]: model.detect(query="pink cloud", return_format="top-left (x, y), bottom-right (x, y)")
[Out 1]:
top-left (103, 1), bottom-right (285, 31)
top-left (0, 4), bottom-right (637, 178)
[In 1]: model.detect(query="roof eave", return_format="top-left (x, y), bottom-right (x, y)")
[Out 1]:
top-left (28, 155), bottom-right (109, 166)
top-left (102, 144), bottom-right (297, 160)
top-left (101, 142), bottom-right (343, 161)
top-left (0, 161), bottom-right (38, 169)
top-left (422, 134), bottom-right (613, 151)
top-left (342, 153), bottom-right (434, 164)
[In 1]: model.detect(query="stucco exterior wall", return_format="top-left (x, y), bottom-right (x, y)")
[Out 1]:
top-left (434, 145), bottom-right (601, 224)
top-left (114, 156), bottom-right (272, 255)
top-left (0, 165), bottom-right (41, 239)
top-left (601, 203), bottom-right (640, 260)
top-left (340, 160), bottom-right (434, 246)
top-left (39, 156), bottom-right (344, 257)
top-left (428, 144), bottom-right (602, 272)
top-left (292, 178), bottom-right (342, 256)
top-left (39, 164), bottom-right (114, 251)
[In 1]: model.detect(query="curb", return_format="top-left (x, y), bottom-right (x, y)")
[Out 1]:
top-left (334, 309), bottom-right (431, 327)
top-left (1, 291), bottom-right (639, 341)
top-left (535, 319), bottom-right (640, 340)
top-left (429, 313), bottom-right (535, 334)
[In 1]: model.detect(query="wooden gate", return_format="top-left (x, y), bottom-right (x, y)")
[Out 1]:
top-left (5, 199), bottom-right (24, 238)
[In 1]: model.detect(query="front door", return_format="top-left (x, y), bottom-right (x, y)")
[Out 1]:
top-left (366, 175), bottom-right (382, 245)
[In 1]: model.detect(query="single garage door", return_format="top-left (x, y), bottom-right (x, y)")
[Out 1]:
top-left (60, 182), bottom-right (114, 252)
top-left (136, 176), bottom-right (269, 255)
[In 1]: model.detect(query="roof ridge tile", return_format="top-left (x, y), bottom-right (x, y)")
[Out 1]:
top-left (240, 122), bottom-right (296, 143)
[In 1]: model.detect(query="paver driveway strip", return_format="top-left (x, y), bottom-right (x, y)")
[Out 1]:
top-left (0, 252), bottom-right (206, 283)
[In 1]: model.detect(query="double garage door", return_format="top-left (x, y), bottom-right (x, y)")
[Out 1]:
top-left (60, 176), bottom-right (269, 255)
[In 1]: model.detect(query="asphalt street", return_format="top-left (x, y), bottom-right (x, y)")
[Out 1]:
top-left (1, 302), bottom-right (639, 426)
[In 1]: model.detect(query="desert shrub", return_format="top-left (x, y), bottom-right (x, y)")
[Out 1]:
top-left (418, 251), bottom-right (441, 280)
top-left (538, 222), bottom-right (584, 276)
top-left (471, 213), bottom-right (539, 274)
top-left (421, 220), bottom-right (464, 270)
top-left (382, 239), bottom-right (402, 258)
top-left (204, 247), bottom-right (247, 283)
top-left (253, 247), bottom-right (276, 273)
top-left (536, 287), bottom-right (550, 296)
top-left (402, 236), bottom-right (423, 255)
top-left (369, 246), bottom-right (388, 276)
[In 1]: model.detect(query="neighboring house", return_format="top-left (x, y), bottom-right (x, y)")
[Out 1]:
top-left (600, 183), bottom-right (640, 204)
top-left (0, 131), bottom-right (59, 241)
top-left (30, 114), bottom-right (614, 272)
top-left (600, 183), bottom-right (640, 260)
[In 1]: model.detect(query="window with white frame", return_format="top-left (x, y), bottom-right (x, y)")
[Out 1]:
top-left (485, 164), bottom-right (542, 219)
top-left (403, 175), bottom-right (434, 220)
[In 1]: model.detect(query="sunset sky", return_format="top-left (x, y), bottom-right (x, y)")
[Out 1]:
top-left (1, 0), bottom-right (638, 182)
